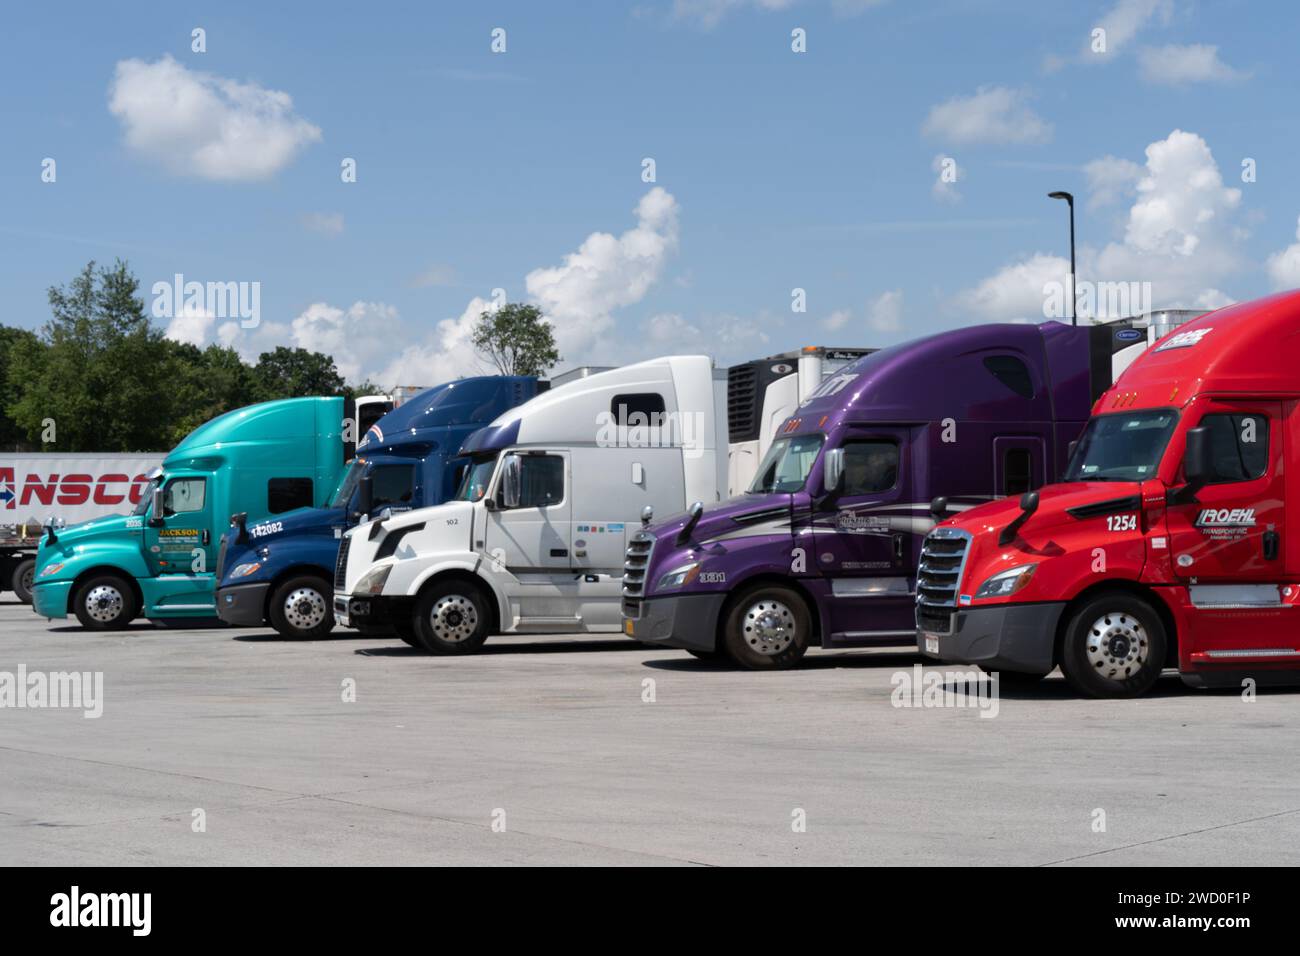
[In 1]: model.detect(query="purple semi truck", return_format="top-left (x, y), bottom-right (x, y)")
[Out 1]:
top-left (621, 316), bottom-right (1197, 669)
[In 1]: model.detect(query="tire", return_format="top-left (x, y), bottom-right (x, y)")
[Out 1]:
top-left (72, 573), bottom-right (138, 630)
top-left (11, 558), bottom-right (35, 604)
top-left (1058, 593), bottom-right (1167, 698)
top-left (413, 580), bottom-right (491, 654)
top-left (393, 620), bottom-right (420, 648)
top-left (268, 575), bottom-right (335, 639)
top-left (720, 585), bottom-right (812, 670)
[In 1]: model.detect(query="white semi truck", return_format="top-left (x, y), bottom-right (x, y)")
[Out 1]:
top-left (333, 355), bottom-right (727, 652)
top-left (0, 453), bottom-right (164, 602)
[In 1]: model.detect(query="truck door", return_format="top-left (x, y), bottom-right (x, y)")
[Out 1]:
top-left (144, 475), bottom-right (216, 576)
top-left (814, 428), bottom-right (915, 641)
top-left (484, 451), bottom-right (572, 572)
top-left (1166, 403), bottom-right (1283, 582)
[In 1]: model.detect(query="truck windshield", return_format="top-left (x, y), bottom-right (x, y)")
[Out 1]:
top-left (1064, 409), bottom-right (1178, 482)
top-left (457, 457), bottom-right (497, 502)
top-left (748, 434), bottom-right (825, 494)
top-left (330, 460), bottom-right (367, 508)
top-left (131, 476), bottom-right (161, 516)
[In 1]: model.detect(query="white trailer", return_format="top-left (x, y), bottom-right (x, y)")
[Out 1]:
top-left (0, 453), bottom-right (164, 602)
top-left (725, 346), bottom-right (874, 496)
top-left (333, 355), bottom-right (726, 652)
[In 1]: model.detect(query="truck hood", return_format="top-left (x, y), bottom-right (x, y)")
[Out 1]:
top-left (343, 500), bottom-right (476, 593)
top-left (649, 494), bottom-right (793, 548)
top-left (245, 505), bottom-right (346, 541)
top-left (36, 513), bottom-right (140, 571)
top-left (941, 481), bottom-right (1145, 540)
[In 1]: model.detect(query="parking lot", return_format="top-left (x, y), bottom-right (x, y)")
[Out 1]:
top-left (2, 599), bottom-right (1298, 866)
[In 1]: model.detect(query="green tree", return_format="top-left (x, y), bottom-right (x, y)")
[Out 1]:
top-left (0, 325), bottom-right (43, 451)
top-left (471, 303), bottom-right (561, 377)
top-left (8, 260), bottom-right (176, 451)
top-left (251, 346), bottom-right (346, 401)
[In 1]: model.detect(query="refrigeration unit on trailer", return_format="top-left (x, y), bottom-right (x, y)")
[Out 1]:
top-left (0, 454), bottom-right (163, 603)
top-left (333, 355), bottom-right (727, 653)
top-left (918, 291), bottom-right (1300, 697)
top-left (31, 394), bottom-right (391, 629)
top-left (214, 377), bottom-right (543, 638)
top-left (624, 312), bottom-right (1201, 669)
top-left (726, 347), bottom-right (875, 496)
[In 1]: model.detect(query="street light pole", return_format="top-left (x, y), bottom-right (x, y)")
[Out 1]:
top-left (1048, 191), bottom-right (1077, 326)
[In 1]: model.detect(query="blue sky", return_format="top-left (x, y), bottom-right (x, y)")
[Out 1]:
top-left (3, 0), bottom-right (1299, 386)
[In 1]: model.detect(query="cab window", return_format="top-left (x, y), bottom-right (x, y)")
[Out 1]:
top-left (841, 440), bottom-right (898, 495)
top-left (268, 477), bottom-right (313, 514)
top-left (163, 477), bottom-right (206, 515)
top-left (1002, 447), bottom-right (1033, 496)
top-left (1199, 413), bottom-right (1269, 482)
top-left (518, 455), bottom-right (565, 508)
top-left (370, 464), bottom-right (416, 508)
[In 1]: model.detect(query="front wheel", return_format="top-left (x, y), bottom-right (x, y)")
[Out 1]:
top-left (1059, 593), bottom-right (1167, 698)
top-left (11, 558), bottom-right (35, 604)
top-left (413, 581), bottom-right (491, 654)
top-left (72, 574), bottom-right (139, 630)
top-left (720, 585), bottom-right (811, 669)
top-left (268, 575), bottom-right (335, 639)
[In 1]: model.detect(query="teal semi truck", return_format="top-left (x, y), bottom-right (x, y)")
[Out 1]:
top-left (31, 395), bottom-right (390, 629)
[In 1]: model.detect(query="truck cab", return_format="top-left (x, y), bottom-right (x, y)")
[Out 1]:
top-left (624, 318), bottom-right (1184, 669)
top-left (32, 395), bottom-right (389, 629)
top-left (333, 356), bottom-right (727, 653)
top-left (918, 291), bottom-right (1300, 698)
top-left (214, 376), bottom-right (543, 638)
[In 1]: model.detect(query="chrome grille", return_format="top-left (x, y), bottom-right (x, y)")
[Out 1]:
top-left (621, 532), bottom-right (655, 619)
top-left (915, 527), bottom-right (971, 635)
top-left (334, 534), bottom-right (352, 590)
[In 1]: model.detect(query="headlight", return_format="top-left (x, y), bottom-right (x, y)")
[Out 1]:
top-left (974, 563), bottom-right (1037, 599)
top-left (355, 564), bottom-right (391, 595)
top-left (230, 562), bottom-right (261, 579)
top-left (40, 562), bottom-right (64, 577)
top-left (656, 562), bottom-right (699, 591)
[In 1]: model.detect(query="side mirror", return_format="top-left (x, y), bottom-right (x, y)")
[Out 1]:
top-left (1183, 426), bottom-right (1214, 486)
top-left (641, 505), bottom-right (654, 528)
top-left (500, 455), bottom-right (522, 509)
top-left (822, 447), bottom-right (845, 495)
top-left (675, 501), bottom-right (705, 547)
top-left (352, 476), bottom-right (374, 521)
top-left (148, 486), bottom-right (165, 527)
top-left (930, 496), bottom-right (948, 522)
top-left (231, 512), bottom-right (249, 546)
top-left (997, 491), bottom-right (1040, 546)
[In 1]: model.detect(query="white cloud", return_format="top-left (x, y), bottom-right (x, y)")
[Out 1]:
top-left (410, 264), bottom-right (457, 288)
top-left (371, 297), bottom-right (497, 388)
top-left (1138, 44), bottom-right (1247, 86)
top-left (1082, 0), bottom-right (1173, 62)
top-left (822, 309), bottom-right (852, 332)
top-left (301, 212), bottom-right (344, 237)
top-left (108, 55), bottom-right (321, 181)
top-left (164, 304), bottom-right (216, 347)
top-left (922, 86), bottom-right (1052, 146)
top-left (868, 290), bottom-right (904, 332)
top-left (645, 311), bottom-right (771, 367)
top-left (931, 154), bottom-right (962, 204)
top-left (1266, 217), bottom-right (1300, 291)
top-left (672, 0), bottom-right (796, 28)
top-left (525, 187), bottom-right (679, 359)
top-left (963, 130), bottom-right (1245, 321)
top-left (1084, 155), bottom-right (1143, 210)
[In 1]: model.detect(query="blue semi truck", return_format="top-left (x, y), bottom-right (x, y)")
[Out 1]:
top-left (214, 376), bottom-right (543, 638)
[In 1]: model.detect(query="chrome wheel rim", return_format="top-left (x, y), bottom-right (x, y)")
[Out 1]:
top-left (284, 587), bottom-right (327, 631)
top-left (743, 599), bottom-right (795, 655)
top-left (86, 585), bottom-right (124, 623)
top-left (430, 594), bottom-right (478, 643)
top-left (1085, 611), bottom-right (1149, 681)
top-left (19, 567), bottom-right (34, 594)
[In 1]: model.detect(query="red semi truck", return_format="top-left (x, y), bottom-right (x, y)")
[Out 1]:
top-left (918, 290), bottom-right (1300, 697)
